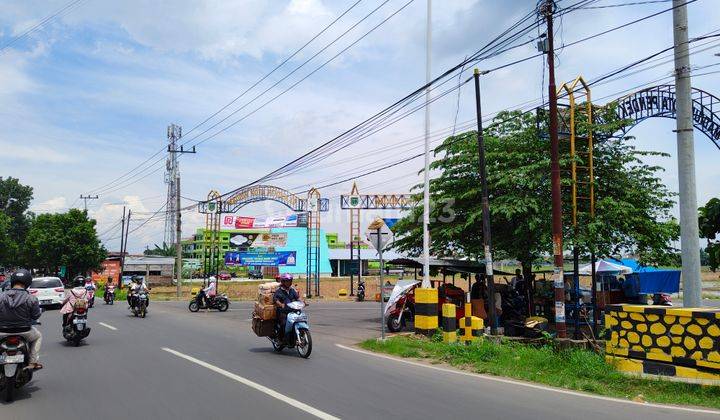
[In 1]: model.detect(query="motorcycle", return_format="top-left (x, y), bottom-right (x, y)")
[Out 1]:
top-left (85, 285), bottom-right (96, 308)
top-left (188, 292), bottom-right (229, 312)
top-left (63, 305), bottom-right (90, 347)
top-left (652, 293), bottom-right (673, 306)
top-left (104, 284), bottom-right (115, 305)
top-left (0, 322), bottom-right (40, 402)
top-left (131, 290), bottom-right (148, 318)
top-left (356, 280), bottom-right (366, 302)
top-left (386, 292), bottom-right (415, 332)
top-left (270, 301), bottom-right (312, 358)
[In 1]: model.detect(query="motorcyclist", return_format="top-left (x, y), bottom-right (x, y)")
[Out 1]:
top-left (0, 269), bottom-right (43, 370)
top-left (128, 276), bottom-right (149, 308)
top-left (273, 274), bottom-right (300, 340)
top-left (61, 276), bottom-right (89, 327)
top-left (197, 276), bottom-right (217, 308)
top-left (104, 278), bottom-right (116, 301)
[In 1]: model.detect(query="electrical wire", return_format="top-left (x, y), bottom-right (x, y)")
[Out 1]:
top-left (0, 0), bottom-right (88, 54)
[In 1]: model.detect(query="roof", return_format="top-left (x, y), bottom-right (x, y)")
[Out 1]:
top-left (328, 248), bottom-right (408, 261)
top-left (387, 257), bottom-right (514, 275)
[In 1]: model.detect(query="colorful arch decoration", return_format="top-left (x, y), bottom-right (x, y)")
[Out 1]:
top-left (198, 185), bottom-right (328, 214)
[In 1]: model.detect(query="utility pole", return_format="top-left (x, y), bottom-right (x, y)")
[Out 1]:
top-left (672, 0), bottom-right (702, 307)
top-left (166, 124), bottom-right (195, 299)
top-left (473, 69), bottom-right (497, 335)
top-left (120, 209), bottom-right (131, 290)
top-left (421, 0), bottom-right (432, 288)
top-left (541, 0), bottom-right (567, 338)
top-left (79, 194), bottom-right (98, 211)
top-left (119, 206), bottom-right (126, 290)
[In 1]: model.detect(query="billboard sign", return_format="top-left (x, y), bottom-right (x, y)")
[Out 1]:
top-left (224, 251), bottom-right (297, 267)
top-left (220, 214), bottom-right (302, 229)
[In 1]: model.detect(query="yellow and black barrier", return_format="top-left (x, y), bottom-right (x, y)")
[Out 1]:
top-left (414, 288), bottom-right (438, 337)
top-left (459, 302), bottom-right (483, 344)
top-left (605, 304), bottom-right (720, 382)
top-left (441, 303), bottom-right (457, 343)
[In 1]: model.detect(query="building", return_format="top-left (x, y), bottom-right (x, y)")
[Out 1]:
top-left (329, 248), bottom-right (407, 277)
top-left (92, 255), bottom-right (175, 286)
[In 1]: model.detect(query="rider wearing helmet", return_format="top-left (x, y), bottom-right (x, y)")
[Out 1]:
top-left (198, 276), bottom-right (217, 308)
top-left (61, 276), bottom-right (90, 327)
top-left (273, 273), bottom-right (300, 339)
top-left (0, 269), bottom-right (43, 370)
top-left (128, 275), bottom-right (149, 308)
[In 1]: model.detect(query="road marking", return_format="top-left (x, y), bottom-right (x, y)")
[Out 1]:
top-left (98, 322), bottom-right (117, 331)
top-left (335, 344), bottom-right (720, 415)
top-left (162, 347), bottom-right (340, 420)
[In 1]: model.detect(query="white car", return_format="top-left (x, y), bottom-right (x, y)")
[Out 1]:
top-left (28, 277), bottom-right (66, 307)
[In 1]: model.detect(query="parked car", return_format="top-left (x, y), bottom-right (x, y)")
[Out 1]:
top-left (218, 272), bottom-right (231, 281)
top-left (28, 276), bottom-right (65, 307)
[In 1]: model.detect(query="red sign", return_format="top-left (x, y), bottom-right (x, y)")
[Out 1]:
top-left (235, 217), bottom-right (255, 229)
top-left (92, 260), bottom-right (121, 285)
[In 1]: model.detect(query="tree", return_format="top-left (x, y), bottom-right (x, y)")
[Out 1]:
top-left (699, 197), bottom-right (720, 271)
top-left (144, 242), bottom-right (176, 257)
top-left (23, 209), bottom-right (107, 278)
top-left (392, 108), bottom-right (679, 279)
top-left (0, 177), bottom-right (33, 266)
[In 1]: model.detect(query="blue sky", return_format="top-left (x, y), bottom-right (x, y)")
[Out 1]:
top-left (1, 0), bottom-right (719, 252)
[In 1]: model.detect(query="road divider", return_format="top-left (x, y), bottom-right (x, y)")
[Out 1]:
top-left (161, 347), bottom-right (340, 420)
top-left (99, 322), bottom-right (117, 331)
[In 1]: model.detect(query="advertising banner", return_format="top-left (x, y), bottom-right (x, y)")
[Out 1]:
top-left (224, 251), bottom-right (297, 267)
top-left (220, 214), bottom-right (301, 229)
top-left (252, 233), bottom-right (287, 247)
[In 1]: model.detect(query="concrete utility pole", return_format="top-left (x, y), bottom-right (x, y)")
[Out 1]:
top-left (541, 0), bottom-right (567, 338)
top-left (165, 124), bottom-right (195, 299)
top-left (421, 0), bottom-right (432, 288)
top-left (473, 69), bottom-right (498, 335)
top-left (672, 0), bottom-right (702, 307)
top-left (119, 206), bottom-right (126, 289)
top-left (79, 194), bottom-right (98, 212)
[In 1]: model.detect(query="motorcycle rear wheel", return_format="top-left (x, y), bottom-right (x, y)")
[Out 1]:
top-left (296, 329), bottom-right (312, 358)
top-left (217, 300), bottom-right (229, 312)
top-left (5, 376), bottom-right (15, 402)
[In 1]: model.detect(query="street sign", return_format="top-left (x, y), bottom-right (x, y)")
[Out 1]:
top-left (366, 218), bottom-right (393, 251)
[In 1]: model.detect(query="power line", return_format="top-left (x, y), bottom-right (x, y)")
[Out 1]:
top-left (0, 0), bottom-right (88, 54)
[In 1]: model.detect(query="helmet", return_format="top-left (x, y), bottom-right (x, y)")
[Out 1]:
top-left (73, 275), bottom-right (85, 288)
top-left (208, 276), bottom-right (217, 283)
top-left (10, 269), bottom-right (32, 289)
top-left (279, 273), bottom-right (293, 283)
top-left (132, 275), bottom-right (142, 284)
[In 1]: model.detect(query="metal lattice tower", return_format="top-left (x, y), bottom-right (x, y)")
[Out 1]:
top-left (164, 124), bottom-right (182, 245)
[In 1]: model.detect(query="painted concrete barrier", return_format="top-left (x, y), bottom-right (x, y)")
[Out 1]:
top-left (605, 304), bottom-right (720, 383)
top-left (414, 288), bottom-right (438, 337)
top-left (441, 303), bottom-right (457, 343)
top-left (460, 302), bottom-right (483, 344)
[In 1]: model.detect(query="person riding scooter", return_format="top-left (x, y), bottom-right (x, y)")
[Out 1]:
top-left (197, 276), bottom-right (217, 308)
top-left (61, 276), bottom-right (90, 327)
top-left (0, 269), bottom-right (43, 370)
top-left (273, 274), bottom-right (300, 340)
top-left (128, 276), bottom-right (149, 308)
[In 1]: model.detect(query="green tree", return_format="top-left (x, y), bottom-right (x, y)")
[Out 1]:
top-left (699, 197), bottom-right (720, 271)
top-left (144, 242), bottom-right (176, 257)
top-left (23, 209), bottom-right (107, 277)
top-left (392, 108), bottom-right (679, 279)
top-left (0, 177), bottom-right (33, 266)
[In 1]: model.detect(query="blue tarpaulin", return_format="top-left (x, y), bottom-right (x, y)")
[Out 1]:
top-left (625, 270), bottom-right (680, 294)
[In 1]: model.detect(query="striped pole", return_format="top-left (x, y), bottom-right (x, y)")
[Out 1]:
top-left (441, 303), bottom-right (457, 343)
top-left (415, 288), bottom-right (438, 337)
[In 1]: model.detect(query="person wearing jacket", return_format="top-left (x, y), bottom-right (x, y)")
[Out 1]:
top-left (0, 269), bottom-right (43, 370)
top-left (61, 276), bottom-right (89, 327)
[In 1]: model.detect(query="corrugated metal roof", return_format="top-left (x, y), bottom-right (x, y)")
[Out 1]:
top-left (124, 256), bottom-right (175, 266)
top-left (328, 248), bottom-right (407, 261)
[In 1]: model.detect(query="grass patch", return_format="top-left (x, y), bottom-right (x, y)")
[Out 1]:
top-left (360, 335), bottom-right (720, 409)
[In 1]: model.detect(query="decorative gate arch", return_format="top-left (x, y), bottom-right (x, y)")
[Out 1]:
top-left (198, 185), bottom-right (328, 297)
top-left (609, 84), bottom-right (720, 150)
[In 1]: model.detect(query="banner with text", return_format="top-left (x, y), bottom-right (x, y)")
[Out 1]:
top-left (225, 251), bottom-right (297, 267)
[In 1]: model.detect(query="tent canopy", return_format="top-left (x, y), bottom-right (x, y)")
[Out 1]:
top-left (578, 260), bottom-right (633, 275)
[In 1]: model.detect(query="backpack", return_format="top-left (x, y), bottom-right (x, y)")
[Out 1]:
top-left (71, 289), bottom-right (88, 310)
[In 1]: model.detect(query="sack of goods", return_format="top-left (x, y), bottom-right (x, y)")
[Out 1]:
top-left (251, 282), bottom-right (280, 337)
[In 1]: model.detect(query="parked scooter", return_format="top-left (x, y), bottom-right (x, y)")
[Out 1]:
top-left (0, 321), bottom-right (41, 402)
top-left (270, 301), bottom-right (312, 358)
top-left (356, 280), bottom-right (365, 302)
top-left (130, 290), bottom-right (149, 318)
top-left (652, 293), bottom-right (673, 306)
top-left (63, 302), bottom-right (90, 347)
top-left (188, 292), bottom-right (229, 312)
top-left (386, 292), bottom-right (415, 332)
top-left (104, 284), bottom-right (115, 305)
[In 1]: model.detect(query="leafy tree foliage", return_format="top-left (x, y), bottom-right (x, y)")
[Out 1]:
top-left (699, 197), bottom-right (720, 271)
top-left (0, 177), bottom-right (33, 266)
top-left (23, 209), bottom-right (107, 278)
top-left (144, 242), bottom-right (176, 257)
top-left (392, 108), bottom-right (679, 278)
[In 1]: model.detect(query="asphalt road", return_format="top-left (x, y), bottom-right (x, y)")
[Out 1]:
top-left (2, 300), bottom-right (718, 420)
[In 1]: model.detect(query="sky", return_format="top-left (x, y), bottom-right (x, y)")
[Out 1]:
top-left (1, 0), bottom-right (719, 253)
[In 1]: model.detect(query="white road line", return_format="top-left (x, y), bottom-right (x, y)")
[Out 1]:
top-left (162, 347), bottom-right (340, 420)
top-left (98, 322), bottom-right (117, 331)
top-left (335, 344), bottom-right (720, 415)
